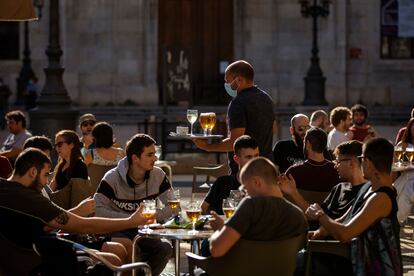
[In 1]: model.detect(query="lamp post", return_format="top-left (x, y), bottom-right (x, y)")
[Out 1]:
top-left (299, 0), bottom-right (331, 106)
top-left (15, 0), bottom-right (44, 106)
top-left (29, 0), bottom-right (78, 138)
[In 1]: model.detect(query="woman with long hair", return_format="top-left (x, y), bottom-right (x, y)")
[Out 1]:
top-left (49, 130), bottom-right (88, 191)
top-left (84, 122), bottom-right (125, 166)
top-left (399, 117), bottom-right (414, 147)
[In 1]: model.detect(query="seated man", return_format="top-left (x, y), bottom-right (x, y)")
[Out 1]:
top-left (94, 134), bottom-right (174, 276)
top-left (201, 135), bottom-right (259, 215)
top-left (0, 148), bottom-right (151, 275)
top-left (0, 110), bottom-right (32, 163)
top-left (208, 157), bottom-right (308, 258)
top-left (307, 138), bottom-right (402, 275)
top-left (285, 127), bottom-right (340, 193)
top-left (281, 140), bottom-right (366, 219)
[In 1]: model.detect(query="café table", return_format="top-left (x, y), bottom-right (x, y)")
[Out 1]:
top-left (132, 228), bottom-right (213, 276)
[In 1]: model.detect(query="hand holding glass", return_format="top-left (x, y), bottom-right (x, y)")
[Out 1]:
top-left (187, 109), bottom-right (198, 135)
top-left (141, 200), bottom-right (156, 233)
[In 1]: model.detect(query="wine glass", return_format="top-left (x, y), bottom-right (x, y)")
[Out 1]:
top-left (167, 189), bottom-right (181, 214)
top-left (185, 201), bottom-right (201, 235)
top-left (222, 198), bottom-right (235, 218)
top-left (394, 145), bottom-right (404, 167)
top-left (141, 200), bottom-right (156, 233)
top-left (187, 109), bottom-right (198, 135)
top-left (229, 189), bottom-right (244, 207)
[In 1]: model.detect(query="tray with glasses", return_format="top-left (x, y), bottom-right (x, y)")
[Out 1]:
top-left (169, 132), bottom-right (223, 140)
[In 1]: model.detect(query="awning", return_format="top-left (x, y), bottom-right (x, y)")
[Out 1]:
top-left (0, 0), bottom-right (37, 21)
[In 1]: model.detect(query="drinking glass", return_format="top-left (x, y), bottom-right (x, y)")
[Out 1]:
top-left (185, 201), bottom-right (201, 234)
top-left (155, 145), bottom-right (162, 160)
top-left (167, 189), bottom-right (181, 213)
top-left (394, 145), bottom-right (404, 167)
top-left (222, 198), bottom-right (236, 218)
top-left (187, 109), bottom-right (198, 135)
top-left (141, 200), bottom-right (156, 233)
top-left (207, 112), bottom-right (216, 135)
top-left (199, 113), bottom-right (209, 136)
top-left (406, 144), bottom-right (414, 166)
top-left (229, 189), bottom-right (244, 207)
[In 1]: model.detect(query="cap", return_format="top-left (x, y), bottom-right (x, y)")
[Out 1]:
top-left (79, 113), bottom-right (96, 125)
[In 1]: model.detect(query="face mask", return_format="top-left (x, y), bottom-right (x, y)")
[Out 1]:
top-left (224, 78), bottom-right (238, 98)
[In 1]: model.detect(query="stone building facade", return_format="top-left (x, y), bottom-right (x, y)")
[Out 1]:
top-left (0, 0), bottom-right (413, 107)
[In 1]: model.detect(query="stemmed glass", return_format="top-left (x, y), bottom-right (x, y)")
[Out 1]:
top-left (222, 198), bottom-right (236, 218)
top-left (141, 200), bottom-right (156, 234)
top-left (394, 145), bottom-right (404, 167)
top-left (406, 144), bottom-right (414, 166)
top-left (185, 201), bottom-right (201, 235)
top-left (229, 189), bottom-right (244, 207)
top-left (187, 109), bottom-right (198, 136)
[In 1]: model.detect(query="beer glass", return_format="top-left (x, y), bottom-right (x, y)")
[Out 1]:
top-left (229, 189), bottom-right (244, 207)
top-left (186, 201), bottom-right (201, 234)
top-left (222, 198), bottom-right (236, 218)
top-left (187, 109), bottom-right (198, 135)
top-left (406, 145), bottom-right (414, 166)
top-left (141, 200), bottom-right (156, 233)
top-left (207, 112), bottom-right (216, 135)
top-left (167, 189), bottom-right (181, 213)
top-left (394, 145), bottom-right (404, 167)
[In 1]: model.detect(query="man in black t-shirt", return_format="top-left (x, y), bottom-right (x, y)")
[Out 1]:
top-left (192, 60), bottom-right (275, 175)
top-left (208, 157), bottom-right (307, 258)
top-left (0, 148), bottom-right (150, 275)
top-left (273, 114), bottom-right (309, 173)
top-left (201, 135), bottom-right (259, 215)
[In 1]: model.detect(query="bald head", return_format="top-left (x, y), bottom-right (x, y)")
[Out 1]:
top-left (241, 157), bottom-right (279, 186)
top-left (291, 114), bottom-right (309, 128)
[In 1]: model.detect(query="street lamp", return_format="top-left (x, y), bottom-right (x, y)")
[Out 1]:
top-left (299, 0), bottom-right (331, 106)
top-left (15, 0), bottom-right (44, 106)
top-left (29, 0), bottom-right (79, 138)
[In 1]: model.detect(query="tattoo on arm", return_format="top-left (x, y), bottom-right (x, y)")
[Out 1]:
top-left (55, 211), bottom-right (69, 225)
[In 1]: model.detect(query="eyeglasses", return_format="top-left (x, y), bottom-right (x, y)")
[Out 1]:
top-left (55, 141), bottom-right (68, 148)
top-left (81, 120), bottom-right (95, 127)
top-left (297, 125), bottom-right (311, 132)
top-left (334, 158), bottom-right (353, 165)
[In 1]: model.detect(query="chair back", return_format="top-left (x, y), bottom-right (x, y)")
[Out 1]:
top-left (0, 232), bottom-right (42, 275)
top-left (87, 164), bottom-right (116, 193)
top-left (49, 178), bottom-right (93, 209)
top-left (192, 163), bottom-right (229, 194)
top-left (297, 189), bottom-right (330, 205)
top-left (188, 233), bottom-right (306, 276)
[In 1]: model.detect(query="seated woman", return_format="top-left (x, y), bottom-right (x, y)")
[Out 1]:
top-left (397, 117), bottom-right (414, 149)
top-left (306, 138), bottom-right (402, 275)
top-left (49, 130), bottom-right (88, 193)
top-left (84, 122), bottom-right (125, 166)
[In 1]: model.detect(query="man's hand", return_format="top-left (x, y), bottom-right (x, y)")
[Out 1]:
top-left (308, 227), bottom-right (328, 240)
top-left (209, 211), bottom-right (224, 231)
top-left (279, 174), bottom-right (297, 196)
top-left (71, 197), bottom-right (96, 217)
top-left (192, 139), bottom-right (210, 151)
top-left (130, 205), bottom-right (154, 226)
top-left (305, 203), bottom-right (325, 221)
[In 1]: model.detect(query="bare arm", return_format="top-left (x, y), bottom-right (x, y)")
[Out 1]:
top-left (192, 128), bottom-right (245, 152)
top-left (209, 225), bottom-right (241, 257)
top-left (306, 192), bottom-right (392, 242)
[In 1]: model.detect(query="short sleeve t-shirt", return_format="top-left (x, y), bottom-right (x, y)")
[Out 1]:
top-left (226, 196), bottom-right (308, 241)
top-left (273, 140), bottom-right (305, 173)
top-left (0, 179), bottom-right (63, 248)
top-left (227, 86), bottom-right (275, 173)
top-left (204, 175), bottom-right (241, 215)
top-left (327, 129), bottom-right (350, 151)
top-left (1, 129), bottom-right (32, 151)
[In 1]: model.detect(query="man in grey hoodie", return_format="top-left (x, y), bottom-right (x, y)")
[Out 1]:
top-left (94, 134), bottom-right (174, 276)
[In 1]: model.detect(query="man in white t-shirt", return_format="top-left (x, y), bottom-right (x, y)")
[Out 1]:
top-left (327, 107), bottom-right (352, 151)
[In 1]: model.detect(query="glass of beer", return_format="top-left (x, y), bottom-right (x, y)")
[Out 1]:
top-left (394, 145), bottom-right (404, 167)
top-left (222, 198), bottom-right (236, 218)
top-left (187, 109), bottom-right (198, 135)
top-left (167, 189), bottom-right (181, 213)
top-left (186, 201), bottom-right (201, 234)
top-left (199, 112), bottom-right (216, 136)
top-left (141, 200), bottom-right (156, 233)
top-left (406, 145), bottom-right (414, 166)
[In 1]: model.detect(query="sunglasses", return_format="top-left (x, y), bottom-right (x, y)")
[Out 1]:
top-left (55, 141), bottom-right (68, 148)
top-left (334, 158), bottom-right (353, 165)
top-left (81, 120), bottom-right (95, 127)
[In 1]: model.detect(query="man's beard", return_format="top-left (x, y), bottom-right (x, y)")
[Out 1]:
top-left (28, 174), bottom-right (43, 192)
top-left (293, 132), bottom-right (304, 150)
top-left (354, 119), bottom-right (365, 127)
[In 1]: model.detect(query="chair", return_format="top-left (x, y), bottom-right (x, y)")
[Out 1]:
top-left (192, 163), bottom-right (229, 195)
top-left (297, 189), bottom-right (330, 205)
top-left (87, 163), bottom-right (116, 193)
top-left (49, 178), bottom-right (94, 209)
top-left (304, 239), bottom-right (350, 276)
top-left (34, 235), bottom-right (152, 276)
top-left (186, 233), bottom-right (306, 276)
